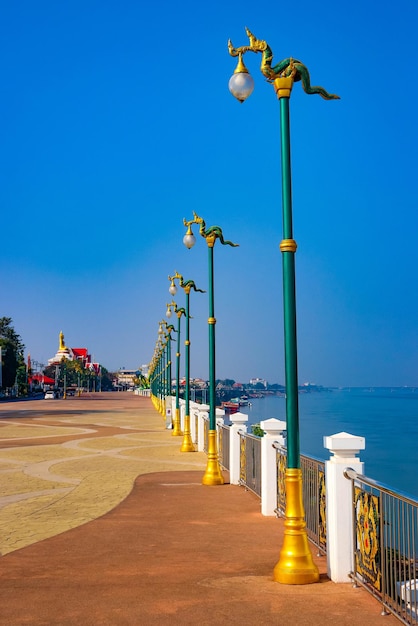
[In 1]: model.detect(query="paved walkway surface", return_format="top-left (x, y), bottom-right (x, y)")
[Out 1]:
top-left (0, 393), bottom-right (398, 625)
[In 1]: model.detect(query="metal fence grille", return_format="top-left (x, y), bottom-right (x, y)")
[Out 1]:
top-left (238, 431), bottom-right (262, 497)
top-left (203, 417), bottom-right (208, 453)
top-left (275, 444), bottom-right (287, 517)
top-left (218, 424), bottom-right (230, 470)
top-left (301, 453), bottom-right (327, 555)
top-left (273, 444), bottom-right (326, 555)
top-left (345, 468), bottom-right (418, 625)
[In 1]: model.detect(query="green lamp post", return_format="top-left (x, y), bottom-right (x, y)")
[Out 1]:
top-left (149, 343), bottom-right (158, 409)
top-left (158, 321), bottom-right (167, 416)
top-left (150, 332), bottom-right (164, 414)
top-left (168, 272), bottom-right (205, 452)
top-left (228, 28), bottom-right (339, 584)
top-left (183, 212), bottom-right (239, 485)
top-left (162, 321), bottom-right (176, 425)
top-left (166, 300), bottom-right (186, 437)
top-left (165, 324), bottom-right (175, 402)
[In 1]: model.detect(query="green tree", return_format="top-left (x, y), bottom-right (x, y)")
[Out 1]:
top-left (0, 317), bottom-right (25, 389)
top-left (100, 367), bottom-right (114, 391)
top-left (59, 359), bottom-right (84, 387)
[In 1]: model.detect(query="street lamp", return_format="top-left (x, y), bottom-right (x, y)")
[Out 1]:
top-left (163, 321), bottom-right (176, 422)
top-left (183, 212), bottom-right (239, 485)
top-left (151, 328), bottom-right (165, 415)
top-left (228, 28), bottom-right (339, 584)
top-left (149, 331), bottom-right (160, 410)
top-left (168, 271), bottom-right (205, 452)
top-left (158, 321), bottom-right (167, 416)
top-left (167, 300), bottom-right (186, 437)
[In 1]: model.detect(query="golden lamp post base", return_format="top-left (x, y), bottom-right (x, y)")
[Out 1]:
top-left (273, 468), bottom-right (319, 585)
top-left (172, 409), bottom-right (183, 437)
top-left (202, 430), bottom-right (224, 485)
top-left (180, 415), bottom-right (195, 452)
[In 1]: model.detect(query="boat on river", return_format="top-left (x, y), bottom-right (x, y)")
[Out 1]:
top-left (221, 401), bottom-right (239, 414)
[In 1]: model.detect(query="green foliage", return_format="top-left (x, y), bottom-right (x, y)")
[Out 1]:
top-left (133, 373), bottom-right (149, 389)
top-left (100, 367), bottom-right (114, 391)
top-left (0, 317), bottom-right (25, 389)
top-left (251, 423), bottom-right (265, 437)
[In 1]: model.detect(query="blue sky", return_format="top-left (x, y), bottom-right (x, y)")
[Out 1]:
top-left (2, 0), bottom-right (418, 387)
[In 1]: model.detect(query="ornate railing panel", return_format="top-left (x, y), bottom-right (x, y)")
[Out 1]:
top-left (218, 424), bottom-right (230, 470)
top-left (301, 453), bottom-right (327, 555)
top-left (203, 417), bottom-right (208, 453)
top-left (275, 445), bottom-right (287, 517)
top-left (238, 431), bottom-right (261, 497)
top-left (345, 468), bottom-right (418, 625)
top-left (273, 444), bottom-right (326, 555)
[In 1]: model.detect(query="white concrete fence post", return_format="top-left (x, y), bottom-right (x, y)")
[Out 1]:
top-left (324, 431), bottom-right (365, 583)
top-left (197, 404), bottom-right (209, 452)
top-left (215, 408), bottom-right (225, 454)
top-left (228, 411), bottom-right (248, 485)
top-left (260, 418), bottom-right (287, 516)
top-left (190, 402), bottom-right (199, 442)
top-left (179, 399), bottom-right (185, 432)
top-left (215, 407), bottom-right (225, 425)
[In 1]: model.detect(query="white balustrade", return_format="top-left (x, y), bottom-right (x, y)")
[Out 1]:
top-left (324, 432), bottom-right (365, 583)
top-left (197, 404), bottom-right (209, 451)
top-left (260, 419), bottom-right (286, 515)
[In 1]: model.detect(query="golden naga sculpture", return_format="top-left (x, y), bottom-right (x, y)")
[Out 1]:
top-left (228, 27), bottom-right (340, 100)
top-left (183, 211), bottom-right (239, 247)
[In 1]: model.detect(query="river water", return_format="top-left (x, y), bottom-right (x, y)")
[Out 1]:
top-left (237, 387), bottom-right (418, 498)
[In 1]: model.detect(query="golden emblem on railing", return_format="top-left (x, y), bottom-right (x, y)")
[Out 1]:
top-left (318, 469), bottom-right (327, 552)
top-left (354, 487), bottom-right (381, 591)
top-left (239, 435), bottom-right (246, 484)
top-left (276, 450), bottom-right (287, 516)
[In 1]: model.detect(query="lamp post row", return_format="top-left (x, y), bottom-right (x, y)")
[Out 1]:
top-left (150, 213), bottom-right (238, 484)
top-left (149, 27), bottom-right (339, 586)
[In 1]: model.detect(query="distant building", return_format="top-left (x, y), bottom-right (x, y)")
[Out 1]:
top-left (140, 363), bottom-right (149, 378)
top-left (48, 331), bottom-right (92, 368)
top-left (116, 369), bottom-right (138, 389)
top-left (249, 377), bottom-right (267, 389)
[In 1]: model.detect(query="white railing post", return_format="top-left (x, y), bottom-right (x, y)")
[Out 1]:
top-left (260, 418), bottom-right (287, 516)
top-left (179, 399), bottom-right (185, 432)
top-left (215, 408), bottom-right (225, 453)
top-left (197, 404), bottom-right (209, 452)
top-left (215, 407), bottom-right (225, 426)
top-left (229, 411), bottom-right (248, 485)
top-left (165, 397), bottom-right (172, 429)
top-left (324, 431), bottom-right (365, 583)
top-left (190, 401), bottom-right (199, 442)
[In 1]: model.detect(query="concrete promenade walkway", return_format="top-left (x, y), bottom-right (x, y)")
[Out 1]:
top-left (0, 393), bottom-right (398, 625)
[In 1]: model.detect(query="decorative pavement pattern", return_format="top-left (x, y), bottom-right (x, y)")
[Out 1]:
top-left (0, 393), bottom-right (207, 556)
top-left (0, 393), bottom-right (400, 625)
